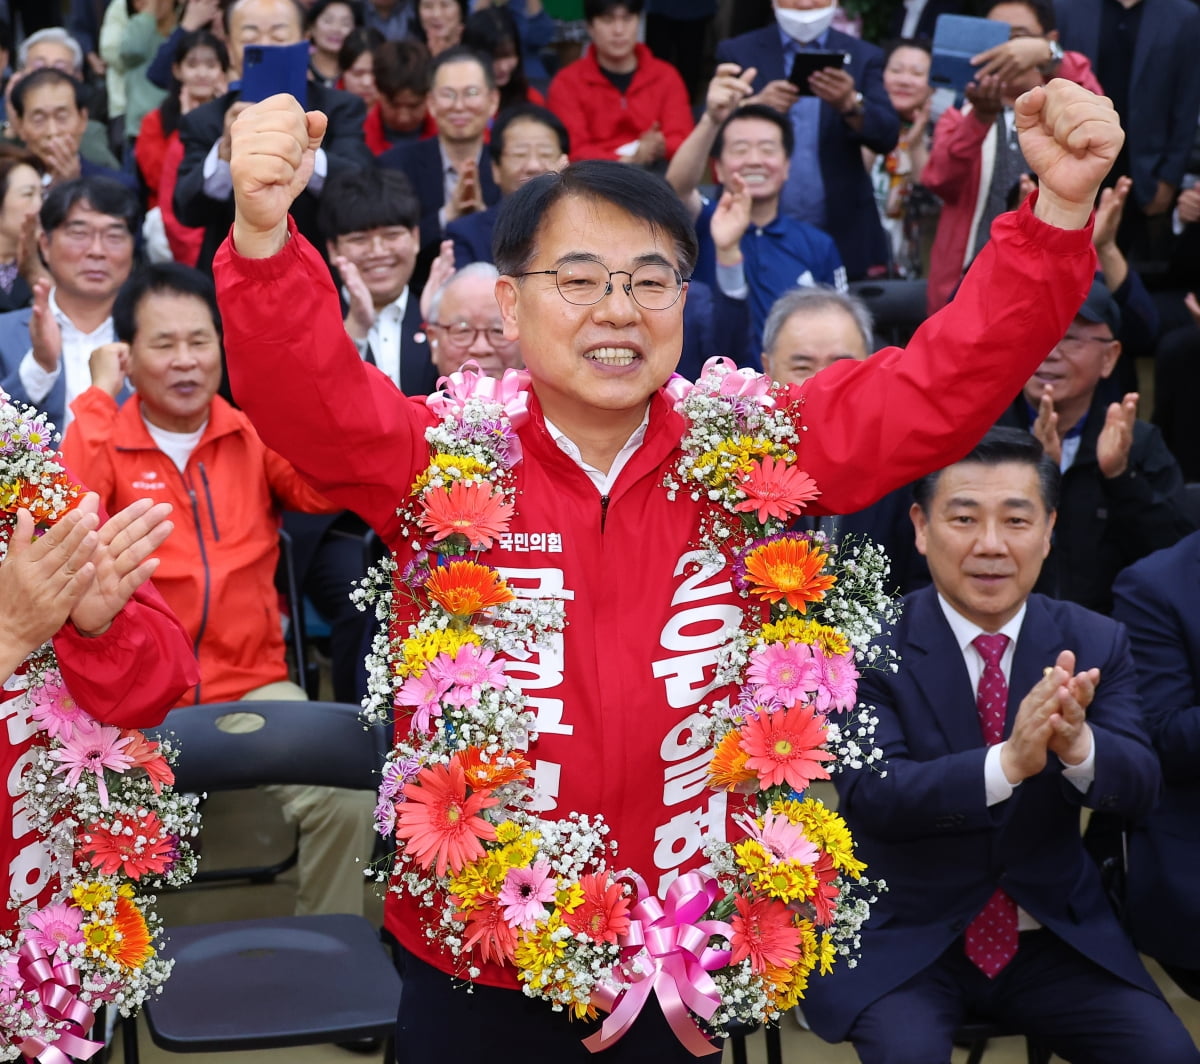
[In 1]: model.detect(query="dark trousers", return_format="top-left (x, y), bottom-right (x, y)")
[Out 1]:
top-left (393, 946), bottom-right (722, 1063)
top-left (846, 930), bottom-right (1200, 1064)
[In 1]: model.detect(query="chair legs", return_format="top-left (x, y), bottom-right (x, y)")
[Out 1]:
top-left (121, 1014), bottom-right (141, 1064)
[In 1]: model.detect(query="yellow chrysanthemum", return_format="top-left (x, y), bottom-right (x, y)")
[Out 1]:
top-left (397, 627), bottom-right (482, 678)
top-left (817, 932), bottom-right (837, 976)
top-left (555, 881), bottom-right (585, 913)
top-left (495, 821), bottom-right (523, 845)
top-left (773, 798), bottom-right (866, 879)
top-left (763, 958), bottom-right (812, 1012)
top-left (752, 860), bottom-right (818, 905)
top-left (756, 616), bottom-right (822, 646)
top-left (72, 881), bottom-right (115, 911)
top-left (411, 454), bottom-right (492, 494)
top-left (81, 919), bottom-right (118, 956)
top-left (733, 838), bottom-right (771, 878)
top-left (690, 437), bottom-right (789, 489)
top-left (567, 1000), bottom-right (600, 1022)
top-left (448, 861), bottom-right (492, 910)
top-left (513, 913), bottom-right (569, 989)
top-left (812, 626), bottom-right (850, 658)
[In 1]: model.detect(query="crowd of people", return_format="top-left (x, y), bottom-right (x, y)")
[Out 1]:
top-left (4, 0), bottom-right (1200, 1059)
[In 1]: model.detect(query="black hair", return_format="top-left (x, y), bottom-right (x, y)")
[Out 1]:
top-left (40, 176), bottom-right (139, 236)
top-left (413, 0), bottom-right (469, 43)
top-left (11, 67), bottom-right (85, 119)
top-left (337, 25), bottom-right (384, 73)
top-left (0, 18), bottom-right (13, 62)
top-left (318, 167), bottom-right (421, 240)
top-left (161, 31), bottom-right (230, 138)
top-left (493, 159), bottom-right (698, 277)
top-left (882, 36), bottom-right (932, 64)
top-left (985, 0), bottom-right (1056, 33)
top-left (912, 426), bottom-right (1060, 514)
top-left (373, 37), bottom-right (433, 98)
top-left (0, 144), bottom-right (44, 202)
top-left (306, 0), bottom-right (365, 33)
top-left (224, 0), bottom-right (306, 36)
top-left (113, 262), bottom-right (222, 345)
top-left (584, 0), bottom-right (643, 19)
top-left (431, 43), bottom-right (495, 90)
top-left (489, 103), bottom-right (569, 163)
top-left (711, 103), bottom-right (795, 161)
top-left (462, 6), bottom-right (529, 111)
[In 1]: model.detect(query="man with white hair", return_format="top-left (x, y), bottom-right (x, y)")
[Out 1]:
top-left (424, 261), bottom-right (523, 379)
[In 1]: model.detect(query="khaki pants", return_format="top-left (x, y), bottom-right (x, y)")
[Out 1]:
top-left (220, 682), bottom-right (377, 917)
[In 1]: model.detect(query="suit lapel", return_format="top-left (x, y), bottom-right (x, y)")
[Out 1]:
top-left (1128, 9), bottom-right (1157, 108)
top-left (906, 588), bottom-right (983, 752)
top-left (1006, 596), bottom-right (1066, 738)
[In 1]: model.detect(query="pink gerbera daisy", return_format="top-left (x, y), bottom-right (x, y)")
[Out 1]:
top-left (746, 641), bottom-right (819, 705)
top-left (25, 902), bottom-right (84, 953)
top-left (29, 679), bottom-right (89, 741)
top-left (120, 730), bottom-right (175, 794)
top-left (811, 646), bottom-right (860, 713)
top-left (735, 810), bottom-right (819, 864)
top-left (739, 703), bottom-right (834, 792)
top-left (498, 860), bottom-right (555, 930)
top-left (733, 457), bottom-right (821, 524)
top-left (426, 644), bottom-right (507, 710)
top-left (395, 667), bottom-right (452, 732)
top-left (49, 720), bottom-right (134, 807)
top-left (419, 481), bottom-right (515, 550)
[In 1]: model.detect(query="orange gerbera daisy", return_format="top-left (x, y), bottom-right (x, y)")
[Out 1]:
top-left (729, 894), bottom-right (803, 974)
top-left (733, 458), bottom-right (821, 524)
top-left (425, 560), bottom-right (515, 617)
top-left (120, 730), bottom-right (175, 794)
top-left (742, 537), bottom-right (835, 612)
top-left (739, 704), bottom-right (834, 792)
top-left (707, 729), bottom-right (757, 792)
top-left (419, 481), bottom-right (515, 550)
top-left (561, 873), bottom-right (631, 945)
top-left (460, 746), bottom-right (531, 789)
top-left (110, 895), bottom-right (154, 969)
top-left (395, 757), bottom-right (498, 876)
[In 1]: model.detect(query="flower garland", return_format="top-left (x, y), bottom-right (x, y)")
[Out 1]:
top-left (0, 396), bottom-right (201, 1063)
top-left (357, 358), bottom-right (896, 1055)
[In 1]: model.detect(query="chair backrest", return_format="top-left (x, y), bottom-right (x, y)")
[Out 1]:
top-left (147, 701), bottom-right (384, 794)
top-left (849, 278), bottom-right (929, 349)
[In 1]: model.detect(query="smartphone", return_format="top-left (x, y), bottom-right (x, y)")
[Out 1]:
top-left (788, 51), bottom-right (849, 95)
top-left (239, 42), bottom-right (310, 105)
top-left (929, 14), bottom-right (1011, 92)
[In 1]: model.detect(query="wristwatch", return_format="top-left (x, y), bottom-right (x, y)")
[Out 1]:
top-left (1042, 38), bottom-right (1065, 72)
top-left (843, 91), bottom-right (865, 118)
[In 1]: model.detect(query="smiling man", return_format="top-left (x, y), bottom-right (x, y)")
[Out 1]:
top-left (799, 427), bottom-right (1200, 1063)
top-left (992, 279), bottom-right (1193, 614)
top-left (214, 78), bottom-right (1123, 1058)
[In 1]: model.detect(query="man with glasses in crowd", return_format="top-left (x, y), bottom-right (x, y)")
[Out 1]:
top-left (424, 262), bottom-right (523, 379)
top-left (0, 176), bottom-right (136, 429)
top-left (214, 78), bottom-right (1121, 1057)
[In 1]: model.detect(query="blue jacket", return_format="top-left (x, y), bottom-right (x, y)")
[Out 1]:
top-left (802, 586), bottom-right (1162, 1042)
top-left (715, 26), bottom-right (898, 280)
top-left (1112, 530), bottom-right (1200, 970)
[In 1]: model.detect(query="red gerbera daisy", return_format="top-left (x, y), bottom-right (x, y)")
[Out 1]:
top-left (120, 730), bottom-right (175, 794)
top-left (419, 481), bottom-right (514, 550)
top-left (79, 810), bottom-right (175, 880)
top-left (739, 704), bottom-right (834, 792)
top-left (394, 757), bottom-right (498, 876)
top-left (729, 894), bottom-right (803, 974)
top-left (733, 457), bottom-right (821, 524)
top-left (562, 873), bottom-right (631, 945)
top-left (459, 892), bottom-right (518, 966)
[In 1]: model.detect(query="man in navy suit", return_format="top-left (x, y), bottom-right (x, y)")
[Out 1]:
top-left (0, 176), bottom-right (136, 431)
top-left (1112, 530), bottom-right (1200, 1000)
top-left (376, 46), bottom-right (501, 272)
top-left (802, 428), bottom-right (1199, 1062)
top-left (714, 0), bottom-right (898, 281)
top-left (320, 166), bottom-right (437, 396)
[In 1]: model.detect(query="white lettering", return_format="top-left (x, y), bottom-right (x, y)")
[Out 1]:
top-left (651, 648), bottom-right (724, 709)
top-left (9, 840), bottom-right (51, 905)
top-left (525, 696), bottom-right (573, 737)
top-left (652, 792), bottom-right (727, 871)
top-left (670, 551), bottom-right (733, 606)
top-left (527, 759), bottom-right (561, 812)
top-left (662, 748), bottom-right (714, 806)
top-left (1, 691), bottom-right (38, 745)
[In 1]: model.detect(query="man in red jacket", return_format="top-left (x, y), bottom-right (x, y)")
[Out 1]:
top-left (214, 77), bottom-right (1122, 1059)
top-left (547, 0), bottom-right (692, 165)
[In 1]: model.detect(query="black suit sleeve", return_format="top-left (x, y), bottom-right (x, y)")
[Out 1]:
top-left (173, 100), bottom-right (230, 230)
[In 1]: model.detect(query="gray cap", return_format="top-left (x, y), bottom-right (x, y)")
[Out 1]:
top-left (1075, 278), bottom-right (1122, 336)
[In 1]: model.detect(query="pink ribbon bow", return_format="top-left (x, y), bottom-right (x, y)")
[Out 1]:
top-left (427, 365), bottom-right (531, 425)
top-left (584, 871), bottom-right (733, 1057)
top-left (15, 942), bottom-right (103, 1064)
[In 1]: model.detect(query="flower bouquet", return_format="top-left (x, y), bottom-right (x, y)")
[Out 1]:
top-left (358, 359), bottom-right (895, 1055)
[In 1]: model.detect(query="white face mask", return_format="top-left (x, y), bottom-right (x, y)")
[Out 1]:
top-left (775, 2), bottom-right (837, 44)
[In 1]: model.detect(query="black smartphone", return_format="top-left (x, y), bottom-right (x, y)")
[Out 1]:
top-left (788, 51), bottom-right (849, 95)
top-left (240, 42), bottom-right (310, 104)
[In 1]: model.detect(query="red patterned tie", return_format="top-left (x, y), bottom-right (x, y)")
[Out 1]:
top-left (964, 633), bottom-right (1019, 978)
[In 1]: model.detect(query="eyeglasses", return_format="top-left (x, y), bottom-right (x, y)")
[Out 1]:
top-left (518, 261), bottom-right (686, 310)
top-left (427, 321), bottom-right (513, 349)
top-left (337, 227), bottom-right (413, 251)
top-left (432, 85), bottom-right (487, 105)
top-left (1055, 333), bottom-right (1115, 354)
top-left (57, 222), bottom-right (132, 250)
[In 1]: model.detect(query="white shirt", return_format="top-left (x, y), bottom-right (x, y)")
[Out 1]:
top-left (900, 0), bottom-right (929, 38)
top-left (437, 142), bottom-right (460, 231)
top-left (544, 409), bottom-right (650, 495)
top-left (203, 140), bottom-right (328, 199)
top-left (18, 288), bottom-right (114, 430)
top-left (143, 413), bottom-right (207, 473)
top-left (361, 288), bottom-right (410, 388)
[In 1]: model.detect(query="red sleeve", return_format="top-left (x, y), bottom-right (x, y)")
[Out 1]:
top-left (548, 67), bottom-right (612, 161)
top-left (214, 221), bottom-right (433, 545)
top-left (656, 64), bottom-right (695, 159)
top-left (920, 106), bottom-right (992, 202)
top-left (791, 194), bottom-right (1097, 516)
top-left (1059, 52), bottom-right (1105, 96)
top-left (160, 135), bottom-right (204, 267)
top-left (135, 109), bottom-right (169, 205)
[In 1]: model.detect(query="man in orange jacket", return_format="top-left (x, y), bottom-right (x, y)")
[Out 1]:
top-left (61, 260), bottom-right (376, 918)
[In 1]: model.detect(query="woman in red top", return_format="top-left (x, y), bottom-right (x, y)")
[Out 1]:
top-left (136, 30), bottom-right (228, 265)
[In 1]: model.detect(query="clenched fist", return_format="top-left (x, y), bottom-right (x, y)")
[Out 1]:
top-left (230, 94), bottom-right (328, 259)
